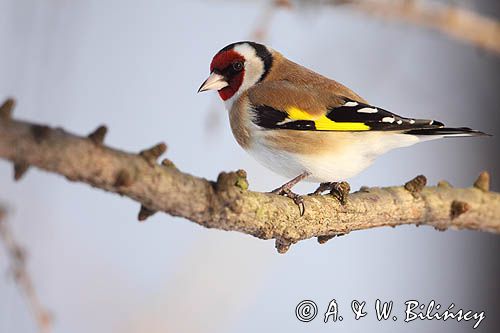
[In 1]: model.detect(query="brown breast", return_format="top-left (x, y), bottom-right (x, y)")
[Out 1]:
top-left (228, 92), bottom-right (252, 149)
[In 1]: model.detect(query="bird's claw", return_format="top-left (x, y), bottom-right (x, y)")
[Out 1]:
top-left (330, 181), bottom-right (350, 205)
top-left (271, 187), bottom-right (306, 216)
top-left (309, 182), bottom-right (332, 196)
top-left (309, 181), bottom-right (350, 205)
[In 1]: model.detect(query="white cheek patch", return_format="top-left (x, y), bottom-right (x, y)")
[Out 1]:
top-left (233, 43), bottom-right (265, 94)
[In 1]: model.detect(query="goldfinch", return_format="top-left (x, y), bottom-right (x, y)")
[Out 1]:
top-left (198, 41), bottom-right (487, 213)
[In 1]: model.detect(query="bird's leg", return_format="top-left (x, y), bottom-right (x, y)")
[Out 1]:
top-left (271, 171), bottom-right (311, 194)
top-left (309, 181), bottom-right (351, 205)
top-left (270, 171), bottom-right (311, 216)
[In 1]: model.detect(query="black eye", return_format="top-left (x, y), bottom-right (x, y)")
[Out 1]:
top-left (232, 61), bottom-right (243, 71)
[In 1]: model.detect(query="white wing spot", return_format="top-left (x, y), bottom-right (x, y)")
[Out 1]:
top-left (409, 119), bottom-right (415, 124)
top-left (429, 120), bottom-right (434, 125)
top-left (357, 107), bottom-right (378, 113)
top-left (344, 101), bottom-right (358, 107)
top-left (397, 120), bottom-right (403, 125)
top-left (276, 118), bottom-right (293, 125)
top-left (382, 117), bottom-right (395, 123)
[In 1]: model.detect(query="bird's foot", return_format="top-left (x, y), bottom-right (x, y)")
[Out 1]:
top-left (330, 181), bottom-right (350, 205)
top-left (271, 186), bottom-right (305, 216)
top-left (309, 182), bottom-right (333, 196)
top-left (309, 181), bottom-right (350, 205)
top-left (269, 171), bottom-right (311, 216)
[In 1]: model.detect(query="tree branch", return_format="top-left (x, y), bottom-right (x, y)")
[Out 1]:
top-left (298, 0), bottom-right (500, 56)
top-left (0, 99), bottom-right (499, 253)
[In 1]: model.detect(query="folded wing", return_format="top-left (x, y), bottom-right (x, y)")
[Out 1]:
top-left (251, 98), bottom-right (444, 132)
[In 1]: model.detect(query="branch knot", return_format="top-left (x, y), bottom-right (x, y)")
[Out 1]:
top-left (139, 143), bottom-right (167, 165)
top-left (450, 200), bottom-right (471, 219)
top-left (215, 170), bottom-right (248, 192)
top-left (474, 171), bottom-right (490, 192)
top-left (0, 98), bottom-right (15, 120)
top-left (88, 125), bottom-right (108, 145)
top-left (404, 175), bottom-right (427, 197)
top-left (31, 125), bottom-right (51, 143)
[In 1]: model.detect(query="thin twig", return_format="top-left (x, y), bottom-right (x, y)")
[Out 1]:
top-left (0, 208), bottom-right (52, 333)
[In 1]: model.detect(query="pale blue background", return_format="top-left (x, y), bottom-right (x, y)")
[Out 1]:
top-left (1, 1), bottom-right (499, 332)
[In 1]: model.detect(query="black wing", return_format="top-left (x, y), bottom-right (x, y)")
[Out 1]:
top-left (326, 99), bottom-right (444, 131)
top-left (250, 98), bottom-right (444, 132)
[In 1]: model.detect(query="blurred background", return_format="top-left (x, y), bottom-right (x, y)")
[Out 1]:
top-left (0, 0), bottom-right (499, 332)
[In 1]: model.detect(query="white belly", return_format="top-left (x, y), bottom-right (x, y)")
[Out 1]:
top-left (246, 130), bottom-right (421, 183)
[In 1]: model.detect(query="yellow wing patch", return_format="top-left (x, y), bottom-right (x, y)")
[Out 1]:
top-left (286, 106), bottom-right (370, 131)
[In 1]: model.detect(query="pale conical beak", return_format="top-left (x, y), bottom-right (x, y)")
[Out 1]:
top-left (197, 73), bottom-right (228, 93)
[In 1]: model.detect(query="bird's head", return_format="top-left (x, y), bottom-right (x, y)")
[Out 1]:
top-left (198, 41), bottom-right (273, 101)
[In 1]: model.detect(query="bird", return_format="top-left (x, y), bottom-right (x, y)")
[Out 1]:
top-left (198, 41), bottom-right (488, 214)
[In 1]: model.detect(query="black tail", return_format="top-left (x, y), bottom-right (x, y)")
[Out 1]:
top-left (404, 127), bottom-right (490, 137)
